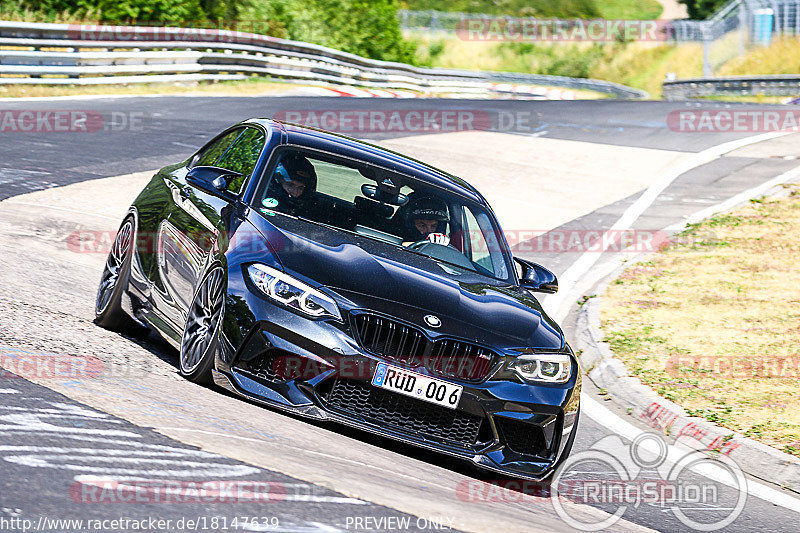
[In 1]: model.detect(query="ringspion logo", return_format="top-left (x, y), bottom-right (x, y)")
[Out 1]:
top-left (550, 434), bottom-right (747, 530)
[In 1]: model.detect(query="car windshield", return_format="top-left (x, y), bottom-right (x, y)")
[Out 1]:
top-left (252, 148), bottom-right (512, 281)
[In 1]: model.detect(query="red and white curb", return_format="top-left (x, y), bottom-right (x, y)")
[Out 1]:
top-left (295, 86), bottom-right (420, 98)
top-left (294, 84), bottom-right (577, 100)
top-left (490, 83), bottom-right (576, 100)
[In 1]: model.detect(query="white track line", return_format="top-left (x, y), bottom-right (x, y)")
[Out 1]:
top-left (581, 395), bottom-right (800, 513)
top-left (559, 129), bottom-right (800, 514)
top-left (664, 164), bottom-right (800, 231)
top-left (154, 426), bottom-right (459, 493)
top-left (4, 201), bottom-right (120, 220)
top-left (546, 130), bottom-right (795, 320)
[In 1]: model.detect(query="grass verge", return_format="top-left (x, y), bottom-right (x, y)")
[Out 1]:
top-left (696, 95), bottom-right (798, 104)
top-left (402, 0), bottom-right (663, 19)
top-left (415, 33), bottom-right (800, 99)
top-left (414, 37), bottom-right (704, 97)
top-left (602, 183), bottom-right (800, 455)
top-left (718, 36), bottom-right (800, 76)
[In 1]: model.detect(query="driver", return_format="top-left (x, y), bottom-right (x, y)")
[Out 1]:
top-left (402, 196), bottom-right (450, 246)
top-left (264, 154), bottom-right (317, 215)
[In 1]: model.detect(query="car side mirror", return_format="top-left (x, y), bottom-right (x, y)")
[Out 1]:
top-left (186, 166), bottom-right (242, 201)
top-left (514, 257), bottom-right (558, 293)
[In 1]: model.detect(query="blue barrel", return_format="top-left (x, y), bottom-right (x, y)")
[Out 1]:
top-left (753, 8), bottom-right (774, 46)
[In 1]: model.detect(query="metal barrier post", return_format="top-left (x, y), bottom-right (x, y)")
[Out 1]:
top-left (702, 24), bottom-right (712, 77)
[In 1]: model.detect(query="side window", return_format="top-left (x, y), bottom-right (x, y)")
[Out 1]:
top-left (216, 128), bottom-right (266, 193)
top-left (464, 208), bottom-right (491, 268)
top-left (314, 160), bottom-right (367, 201)
top-left (194, 129), bottom-right (241, 168)
top-left (464, 206), bottom-right (508, 279)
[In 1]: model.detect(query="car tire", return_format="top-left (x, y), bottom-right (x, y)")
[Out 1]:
top-left (179, 265), bottom-right (225, 384)
top-left (95, 217), bottom-right (141, 332)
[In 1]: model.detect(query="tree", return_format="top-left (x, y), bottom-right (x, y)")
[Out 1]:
top-left (15, 0), bottom-right (416, 63)
top-left (677, 0), bottom-right (729, 20)
top-left (20, 0), bottom-right (207, 22)
top-left (287, 0), bottom-right (416, 63)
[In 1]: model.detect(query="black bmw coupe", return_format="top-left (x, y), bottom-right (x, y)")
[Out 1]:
top-left (95, 118), bottom-right (581, 479)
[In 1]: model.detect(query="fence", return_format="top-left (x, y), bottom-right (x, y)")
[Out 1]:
top-left (669, 0), bottom-right (800, 75)
top-left (401, 1), bottom-right (800, 76)
top-left (0, 20), bottom-right (646, 98)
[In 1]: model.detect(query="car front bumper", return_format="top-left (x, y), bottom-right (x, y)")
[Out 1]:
top-left (215, 293), bottom-right (581, 480)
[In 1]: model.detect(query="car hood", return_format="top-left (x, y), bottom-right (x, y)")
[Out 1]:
top-left (248, 213), bottom-right (564, 350)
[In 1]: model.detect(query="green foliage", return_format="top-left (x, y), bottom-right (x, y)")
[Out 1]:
top-left (677, 0), bottom-right (728, 19)
top-left (685, 406), bottom-right (735, 425)
top-left (402, 0), bottom-right (662, 20)
top-left (497, 42), bottom-right (607, 78)
top-left (402, 0), bottom-right (599, 18)
top-left (2, 0), bottom-right (414, 63)
top-left (598, 0), bottom-right (662, 20)
top-left (286, 0), bottom-right (416, 63)
top-left (18, 0), bottom-right (208, 22)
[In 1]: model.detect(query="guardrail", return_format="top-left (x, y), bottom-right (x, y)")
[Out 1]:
top-left (663, 75), bottom-right (800, 99)
top-left (0, 20), bottom-right (647, 98)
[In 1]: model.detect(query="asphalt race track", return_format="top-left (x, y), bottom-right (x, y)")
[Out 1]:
top-left (1, 94), bottom-right (800, 532)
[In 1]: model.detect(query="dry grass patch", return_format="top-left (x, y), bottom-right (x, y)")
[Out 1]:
top-left (718, 35), bottom-right (800, 76)
top-left (413, 35), bottom-right (704, 97)
top-left (602, 184), bottom-right (800, 455)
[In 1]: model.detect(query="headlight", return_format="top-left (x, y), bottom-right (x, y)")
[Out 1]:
top-left (247, 263), bottom-right (342, 321)
top-left (508, 353), bottom-right (572, 384)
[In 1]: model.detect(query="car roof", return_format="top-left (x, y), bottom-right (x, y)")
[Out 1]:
top-left (243, 118), bottom-right (487, 204)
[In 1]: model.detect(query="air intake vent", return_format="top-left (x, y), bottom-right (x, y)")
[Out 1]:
top-left (495, 417), bottom-right (549, 457)
top-left (353, 313), bottom-right (427, 367)
top-left (325, 379), bottom-right (487, 448)
top-left (352, 313), bottom-right (496, 382)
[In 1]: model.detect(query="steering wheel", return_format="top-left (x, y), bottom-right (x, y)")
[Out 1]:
top-left (407, 239), bottom-right (441, 251)
top-left (405, 240), bottom-right (476, 271)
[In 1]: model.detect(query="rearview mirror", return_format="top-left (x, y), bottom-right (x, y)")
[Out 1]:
top-left (514, 257), bottom-right (558, 293)
top-left (361, 183), bottom-right (408, 206)
top-left (186, 166), bottom-right (242, 201)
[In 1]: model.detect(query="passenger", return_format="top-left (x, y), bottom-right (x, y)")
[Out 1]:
top-left (264, 154), bottom-right (317, 216)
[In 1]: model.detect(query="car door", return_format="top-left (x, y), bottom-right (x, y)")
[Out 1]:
top-left (157, 126), bottom-right (266, 331)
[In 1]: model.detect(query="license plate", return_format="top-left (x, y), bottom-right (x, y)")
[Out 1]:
top-left (371, 362), bottom-right (463, 409)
